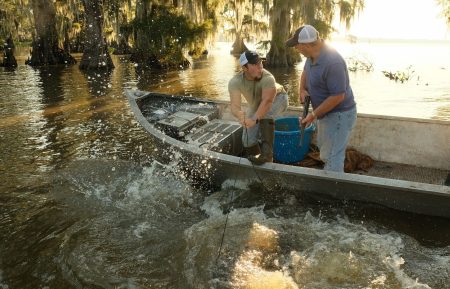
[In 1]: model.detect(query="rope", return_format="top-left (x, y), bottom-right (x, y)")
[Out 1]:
top-left (215, 132), bottom-right (243, 264)
top-left (215, 116), bottom-right (265, 264)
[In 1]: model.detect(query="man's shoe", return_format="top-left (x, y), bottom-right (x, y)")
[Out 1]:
top-left (243, 144), bottom-right (261, 157)
top-left (248, 154), bottom-right (272, 165)
top-left (247, 119), bottom-right (274, 165)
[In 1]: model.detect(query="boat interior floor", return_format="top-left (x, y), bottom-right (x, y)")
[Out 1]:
top-left (277, 158), bottom-right (448, 186)
top-left (352, 161), bottom-right (449, 186)
top-left (180, 119), bottom-right (449, 186)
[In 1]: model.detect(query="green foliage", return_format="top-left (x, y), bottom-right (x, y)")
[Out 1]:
top-left (0, 0), bottom-right (33, 42)
top-left (72, 22), bottom-right (82, 33)
top-left (339, 0), bottom-right (364, 29)
top-left (256, 39), bottom-right (271, 54)
top-left (436, 0), bottom-right (450, 24)
top-left (382, 66), bottom-right (415, 83)
top-left (104, 27), bottom-right (114, 34)
top-left (119, 23), bottom-right (133, 35)
top-left (132, 5), bottom-right (211, 53)
top-left (347, 56), bottom-right (374, 72)
top-left (220, 0), bottom-right (270, 43)
top-left (287, 0), bottom-right (364, 40)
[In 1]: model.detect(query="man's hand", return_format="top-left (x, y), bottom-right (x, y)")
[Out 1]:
top-left (243, 118), bottom-right (257, 128)
top-left (300, 89), bottom-right (309, 104)
top-left (301, 113), bottom-right (315, 128)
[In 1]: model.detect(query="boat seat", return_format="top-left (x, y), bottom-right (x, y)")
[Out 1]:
top-left (157, 111), bottom-right (204, 137)
top-left (186, 119), bottom-right (243, 155)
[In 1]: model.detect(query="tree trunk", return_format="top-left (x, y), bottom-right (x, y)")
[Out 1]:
top-left (114, 20), bottom-right (132, 55)
top-left (72, 33), bottom-right (85, 53)
top-left (114, 36), bottom-right (132, 55)
top-left (131, 0), bottom-right (156, 67)
top-left (79, 0), bottom-right (114, 70)
top-left (1, 35), bottom-right (18, 68)
top-left (266, 0), bottom-right (299, 67)
top-left (133, 0), bottom-right (152, 59)
top-left (230, 32), bottom-right (249, 55)
top-left (27, 0), bottom-right (76, 66)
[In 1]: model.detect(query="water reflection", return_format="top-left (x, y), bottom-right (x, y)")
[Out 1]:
top-left (0, 43), bottom-right (449, 289)
top-left (267, 66), bottom-right (302, 106)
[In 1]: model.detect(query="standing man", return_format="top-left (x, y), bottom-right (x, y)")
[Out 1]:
top-left (228, 50), bottom-right (288, 165)
top-left (286, 25), bottom-right (357, 172)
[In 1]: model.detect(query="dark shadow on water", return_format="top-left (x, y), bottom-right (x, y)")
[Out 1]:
top-left (295, 190), bottom-right (450, 247)
top-left (222, 184), bottom-right (450, 247)
top-left (80, 69), bottom-right (114, 98)
top-left (32, 66), bottom-right (70, 170)
top-left (35, 66), bottom-right (66, 104)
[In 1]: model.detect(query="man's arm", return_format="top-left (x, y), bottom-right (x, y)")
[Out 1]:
top-left (299, 70), bottom-right (308, 103)
top-left (302, 93), bottom-right (345, 126)
top-left (254, 87), bottom-right (276, 119)
top-left (244, 87), bottom-right (276, 128)
top-left (312, 93), bottom-right (345, 117)
top-left (302, 62), bottom-right (347, 126)
top-left (230, 90), bottom-right (245, 125)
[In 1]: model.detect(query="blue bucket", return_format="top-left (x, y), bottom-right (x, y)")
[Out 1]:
top-left (273, 116), bottom-right (315, 164)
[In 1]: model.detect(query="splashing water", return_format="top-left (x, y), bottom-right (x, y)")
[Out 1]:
top-left (1, 158), bottom-right (448, 288)
top-left (183, 196), bottom-right (448, 289)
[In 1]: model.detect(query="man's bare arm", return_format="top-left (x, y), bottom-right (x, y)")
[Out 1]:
top-left (230, 90), bottom-right (245, 124)
top-left (302, 93), bottom-right (345, 126)
top-left (299, 71), bottom-right (308, 103)
top-left (253, 87), bottom-right (276, 120)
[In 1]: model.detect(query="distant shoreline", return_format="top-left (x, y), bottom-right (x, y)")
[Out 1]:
top-left (331, 36), bottom-right (450, 44)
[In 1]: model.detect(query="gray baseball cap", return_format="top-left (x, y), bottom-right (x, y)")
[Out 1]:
top-left (286, 25), bottom-right (319, 47)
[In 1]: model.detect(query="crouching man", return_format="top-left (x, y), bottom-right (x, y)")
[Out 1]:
top-left (228, 50), bottom-right (288, 165)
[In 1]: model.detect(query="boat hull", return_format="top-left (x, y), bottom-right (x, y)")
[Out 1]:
top-left (126, 89), bottom-right (450, 218)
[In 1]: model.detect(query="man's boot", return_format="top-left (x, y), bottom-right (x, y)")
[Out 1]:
top-left (248, 119), bottom-right (274, 165)
top-left (242, 144), bottom-right (261, 157)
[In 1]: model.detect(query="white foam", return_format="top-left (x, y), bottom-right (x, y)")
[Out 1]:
top-left (201, 192), bottom-right (225, 217)
top-left (384, 255), bottom-right (432, 289)
top-left (183, 208), bottom-right (436, 288)
top-left (120, 161), bottom-right (194, 208)
top-left (232, 250), bottom-right (299, 289)
top-left (221, 178), bottom-right (252, 190)
top-left (132, 222), bottom-right (152, 239)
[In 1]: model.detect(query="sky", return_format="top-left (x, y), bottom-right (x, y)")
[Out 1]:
top-left (334, 0), bottom-right (450, 40)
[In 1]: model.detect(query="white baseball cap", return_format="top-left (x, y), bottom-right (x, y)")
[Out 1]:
top-left (239, 50), bottom-right (261, 66)
top-left (285, 25), bottom-right (319, 47)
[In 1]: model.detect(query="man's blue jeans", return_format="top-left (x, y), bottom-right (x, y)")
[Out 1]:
top-left (317, 106), bottom-right (357, 172)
